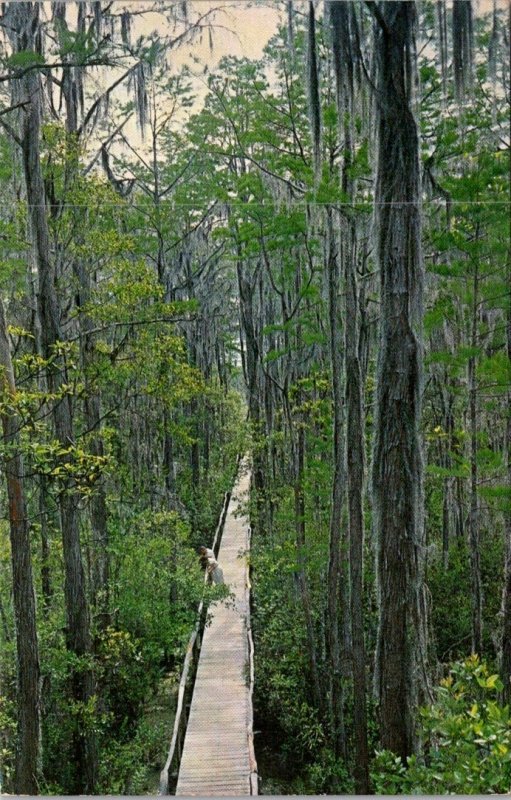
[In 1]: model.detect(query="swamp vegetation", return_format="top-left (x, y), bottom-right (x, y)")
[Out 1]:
top-left (0, 0), bottom-right (509, 794)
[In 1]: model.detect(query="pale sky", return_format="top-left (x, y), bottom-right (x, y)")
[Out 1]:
top-left (84, 0), bottom-right (506, 161)
top-left (85, 2), bottom-right (283, 151)
top-left (134, 1), bottom-right (282, 65)
top-left (136, 0), bottom-right (502, 70)
top-left (130, 0), bottom-right (503, 102)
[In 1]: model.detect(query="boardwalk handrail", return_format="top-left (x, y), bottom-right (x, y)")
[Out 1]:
top-left (158, 487), bottom-right (232, 795)
top-left (245, 524), bottom-right (258, 795)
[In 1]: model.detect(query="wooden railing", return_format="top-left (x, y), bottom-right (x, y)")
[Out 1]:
top-left (245, 524), bottom-right (259, 795)
top-left (158, 488), bottom-right (232, 795)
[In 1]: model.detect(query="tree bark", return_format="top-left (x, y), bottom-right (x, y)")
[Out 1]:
top-left (325, 208), bottom-right (347, 758)
top-left (39, 474), bottom-right (53, 615)
top-left (499, 241), bottom-right (511, 700)
top-left (468, 260), bottom-right (482, 654)
top-left (294, 422), bottom-right (322, 710)
top-left (236, 253), bottom-right (266, 532)
top-left (75, 260), bottom-right (110, 626)
top-left (344, 221), bottom-right (370, 792)
top-left (441, 382), bottom-right (455, 571)
top-left (54, 0), bottom-right (110, 628)
top-left (0, 298), bottom-right (41, 794)
top-left (371, 1), bottom-right (426, 761)
top-left (8, 3), bottom-right (97, 789)
top-left (329, 2), bottom-right (371, 782)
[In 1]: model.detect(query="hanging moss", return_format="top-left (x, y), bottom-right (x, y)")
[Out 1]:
top-left (120, 11), bottom-right (131, 47)
top-left (92, 0), bottom-right (102, 39)
top-left (127, 61), bottom-right (148, 135)
top-left (436, 0), bottom-right (448, 101)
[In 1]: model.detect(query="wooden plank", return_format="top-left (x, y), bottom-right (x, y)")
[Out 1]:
top-left (159, 490), bottom-right (233, 795)
top-left (175, 468), bottom-right (257, 796)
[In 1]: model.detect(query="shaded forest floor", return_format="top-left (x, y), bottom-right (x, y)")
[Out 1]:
top-left (255, 728), bottom-right (295, 796)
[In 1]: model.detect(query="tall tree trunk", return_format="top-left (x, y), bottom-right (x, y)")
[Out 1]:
top-left (371, 1), bottom-right (426, 761)
top-left (0, 588), bottom-right (11, 643)
top-left (163, 407), bottom-right (176, 499)
top-left (236, 254), bottom-right (266, 533)
top-left (292, 264), bottom-right (322, 713)
top-left (9, 4), bottom-right (97, 788)
top-left (441, 382), bottom-right (455, 571)
top-left (54, 0), bottom-right (110, 627)
top-left (190, 396), bottom-right (201, 488)
top-left (325, 209), bottom-right (347, 759)
top-left (294, 422), bottom-right (322, 710)
top-left (468, 260), bottom-right (482, 654)
top-left (452, 0), bottom-right (474, 99)
top-left (329, 2), bottom-right (371, 783)
top-left (75, 260), bottom-right (110, 626)
top-left (344, 221), bottom-right (370, 792)
top-left (187, 330), bottom-right (201, 517)
top-left (39, 474), bottom-right (53, 615)
top-left (0, 299), bottom-right (41, 794)
top-left (307, 0), bottom-right (321, 179)
top-left (30, 274), bottom-right (53, 615)
top-left (499, 243), bottom-right (511, 700)
top-left (150, 93), bottom-right (180, 511)
top-left (85, 385), bottom-right (110, 623)
top-left (442, 475), bottom-right (451, 571)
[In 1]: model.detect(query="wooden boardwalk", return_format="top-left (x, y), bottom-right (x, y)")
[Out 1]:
top-left (175, 468), bottom-right (257, 796)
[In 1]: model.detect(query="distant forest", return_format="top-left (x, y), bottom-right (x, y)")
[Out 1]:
top-left (0, 0), bottom-right (509, 795)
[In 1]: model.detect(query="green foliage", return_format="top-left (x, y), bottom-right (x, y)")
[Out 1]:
top-left (110, 509), bottom-right (201, 661)
top-left (96, 628), bottom-right (152, 727)
top-left (6, 50), bottom-right (45, 68)
top-left (0, 693), bottom-right (16, 792)
top-left (253, 541), bottom-right (320, 757)
top-left (428, 543), bottom-right (472, 660)
top-left (0, 0), bottom-right (508, 795)
top-left (97, 717), bottom-right (168, 794)
top-left (371, 657), bottom-right (511, 795)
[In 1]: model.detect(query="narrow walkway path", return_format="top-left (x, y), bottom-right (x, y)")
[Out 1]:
top-left (175, 468), bottom-right (257, 796)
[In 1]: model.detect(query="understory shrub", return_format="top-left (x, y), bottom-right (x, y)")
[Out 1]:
top-left (371, 656), bottom-right (511, 794)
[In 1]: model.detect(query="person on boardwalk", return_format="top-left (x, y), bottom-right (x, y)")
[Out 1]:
top-left (198, 545), bottom-right (224, 584)
top-left (198, 545), bottom-right (215, 562)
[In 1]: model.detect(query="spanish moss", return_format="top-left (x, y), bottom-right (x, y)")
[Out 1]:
top-left (130, 60), bottom-right (148, 133)
top-left (92, 0), bottom-right (102, 39)
top-left (0, 2), bottom-right (508, 796)
top-left (120, 10), bottom-right (131, 47)
top-left (436, 1), bottom-right (448, 101)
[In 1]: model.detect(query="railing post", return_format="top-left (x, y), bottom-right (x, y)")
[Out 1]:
top-left (246, 522), bottom-right (259, 795)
